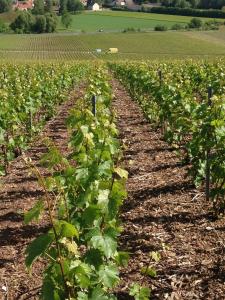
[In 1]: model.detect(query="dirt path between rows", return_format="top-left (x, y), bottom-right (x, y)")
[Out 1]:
top-left (112, 79), bottom-right (225, 300)
top-left (0, 86), bottom-right (84, 300)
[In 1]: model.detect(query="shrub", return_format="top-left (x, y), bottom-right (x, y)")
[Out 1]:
top-left (171, 23), bottom-right (184, 30)
top-left (203, 20), bottom-right (220, 30)
top-left (67, 0), bottom-right (84, 13)
top-left (61, 12), bottom-right (72, 28)
top-left (154, 24), bottom-right (167, 31)
top-left (0, 19), bottom-right (8, 32)
top-left (188, 17), bottom-right (202, 28)
top-left (123, 27), bottom-right (135, 33)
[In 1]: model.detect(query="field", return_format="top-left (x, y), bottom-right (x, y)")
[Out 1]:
top-left (0, 7), bottom-right (225, 300)
top-left (57, 11), bottom-right (193, 32)
top-left (0, 28), bottom-right (224, 61)
top-left (0, 10), bottom-right (224, 62)
top-left (57, 11), bottom-right (223, 32)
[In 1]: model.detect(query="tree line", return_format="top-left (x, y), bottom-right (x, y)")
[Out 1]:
top-left (134, 0), bottom-right (225, 9)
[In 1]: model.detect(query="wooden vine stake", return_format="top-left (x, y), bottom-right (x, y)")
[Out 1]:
top-left (30, 109), bottom-right (33, 139)
top-left (92, 95), bottom-right (97, 117)
top-left (158, 69), bottom-right (166, 135)
top-left (206, 86), bottom-right (213, 201)
top-left (158, 69), bottom-right (162, 87)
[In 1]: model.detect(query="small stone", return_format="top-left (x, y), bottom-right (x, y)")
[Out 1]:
top-left (2, 285), bottom-right (7, 292)
top-left (206, 226), bottom-right (213, 231)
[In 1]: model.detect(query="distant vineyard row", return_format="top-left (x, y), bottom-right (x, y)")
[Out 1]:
top-left (0, 63), bottom-right (88, 174)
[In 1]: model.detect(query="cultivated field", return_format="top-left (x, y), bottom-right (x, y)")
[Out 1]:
top-left (0, 28), bottom-right (224, 61)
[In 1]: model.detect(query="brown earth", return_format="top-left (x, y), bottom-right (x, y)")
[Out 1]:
top-left (111, 79), bottom-right (225, 300)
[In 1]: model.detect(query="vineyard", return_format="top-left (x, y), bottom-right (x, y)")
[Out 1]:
top-left (0, 30), bottom-right (225, 62)
top-left (110, 61), bottom-right (225, 213)
top-left (0, 60), bottom-right (225, 300)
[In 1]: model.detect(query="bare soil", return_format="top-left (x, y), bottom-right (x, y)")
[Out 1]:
top-left (112, 79), bottom-right (225, 300)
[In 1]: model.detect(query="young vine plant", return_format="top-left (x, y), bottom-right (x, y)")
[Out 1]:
top-left (24, 66), bottom-right (134, 300)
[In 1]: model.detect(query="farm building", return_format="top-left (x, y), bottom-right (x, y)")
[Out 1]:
top-left (89, 3), bottom-right (101, 10)
top-left (80, 0), bottom-right (88, 6)
top-left (116, 0), bottom-right (126, 6)
top-left (13, 0), bottom-right (33, 10)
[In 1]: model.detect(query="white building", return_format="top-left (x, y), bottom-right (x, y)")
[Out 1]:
top-left (91, 3), bottom-right (100, 10)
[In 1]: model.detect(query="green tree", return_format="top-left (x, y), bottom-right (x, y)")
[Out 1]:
top-left (32, 0), bottom-right (45, 15)
top-left (95, 0), bottom-right (103, 4)
top-left (161, 0), bottom-right (173, 6)
top-left (61, 12), bottom-right (72, 28)
top-left (34, 14), bottom-right (47, 32)
top-left (199, 0), bottom-right (225, 9)
top-left (45, 0), bottom-right (53, 12)
top-left (179, 0), bottom-right (191, 7)
top-left (10, 11), bottom-right (34, 33)
top-left (0, 0), bottom-right (12, 13)
top-left (59, 0), bottom-right (67, 14)
top-left (189, 0), bottom-right (200, 7)
top-left (45, 13), bottom-right (57, 32)
top-left (67, 0), bottom-right (84, 13)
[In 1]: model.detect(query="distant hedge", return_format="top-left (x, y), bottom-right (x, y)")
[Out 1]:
top-left (111, 6), bottom-right (129, 11)
top-left (148, 6), bottom-right (225, 19)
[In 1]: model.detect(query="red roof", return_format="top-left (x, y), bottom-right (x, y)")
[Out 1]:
top-left (13, 0), bottom-right (33, 10)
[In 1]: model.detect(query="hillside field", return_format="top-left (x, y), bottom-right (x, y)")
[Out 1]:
top-left (58, 11), bottom-right (224, 32)
top-left (0, 28), bottom-right (224, 61)
top-left (0, 10), bottom-right (223, 33)
top-left (57, 11), bottom-right (195, 32)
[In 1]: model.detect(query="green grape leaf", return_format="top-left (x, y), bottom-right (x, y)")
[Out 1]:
top-left (115, 251), bottom-right (130, 267)
top-left (150, 251), bottom-right (161, 262)
top-left (25, 232), bottom-right (54, 268)
top-left (129, 283), bottom-right (151, 300)
top-left (90, 234), bottom-right (117, 258)
top-left (24, 199), bottom-right (44, 224)
top-left (141, 266), bottom-right (157, 278)
top-left (82, 205), bottom-right (101, 226)
top-left (98, 265), bottom-right (119, 288)
top-left (56, 220), bottom-right (79, 238)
